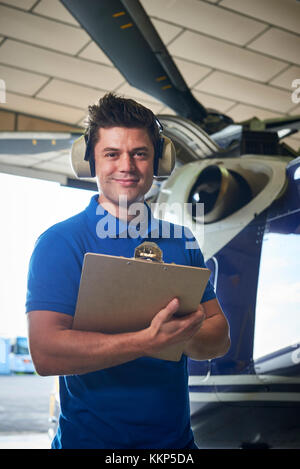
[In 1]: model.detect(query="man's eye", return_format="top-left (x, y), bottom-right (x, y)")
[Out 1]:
top-left (105, 153), bottom-right (118, 158)
top-left (134, 152), bottom-right (147, 158)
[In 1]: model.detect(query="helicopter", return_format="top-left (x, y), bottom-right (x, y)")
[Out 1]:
top-left (0, 0), bottom-right (299, 449)
top-left (58, 0), bottom-right (300, 449)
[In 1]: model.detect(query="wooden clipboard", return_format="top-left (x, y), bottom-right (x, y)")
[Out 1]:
top-left (73, 252), bottom-right (211, 361)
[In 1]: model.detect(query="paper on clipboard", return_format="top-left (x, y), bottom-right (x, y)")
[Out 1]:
top-left (73, 252), bottom-right (211, 361)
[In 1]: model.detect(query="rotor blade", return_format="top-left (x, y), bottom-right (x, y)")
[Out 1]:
top-left (60, 0), bottom-right (207, 122)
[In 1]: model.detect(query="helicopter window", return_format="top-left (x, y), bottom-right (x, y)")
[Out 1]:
top-left (254, 220), bottom-right (300, 360)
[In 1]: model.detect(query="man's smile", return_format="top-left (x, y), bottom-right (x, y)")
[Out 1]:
top-left (112, 177), bottom-right (140, 186)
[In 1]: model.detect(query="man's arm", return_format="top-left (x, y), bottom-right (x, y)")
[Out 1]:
top-left (27, 298), bottom-right (205, 376)
top-left (28, 310), bottom-right (147, 376)
top-left (183, 298), bottom-right (230, 360)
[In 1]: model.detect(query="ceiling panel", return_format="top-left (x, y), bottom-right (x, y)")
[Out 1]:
top-left (168, 30), bottom-right (286, 82)
top-left (289, 105), bottom-right (300, 116)
top-left (113, 83), bottom-right (165, 113)
top-left (33, 0), bottom-right (80, 26)
top-left (0, 92), bottom-right (85, 124)
top-left (220, 0), bottom-right (300, 35)
top-left (0, 0), bottom-right (37, 10)
top-left (151, 18), bottom-right (183, 45)
top-left (192, 89), bottom-right (235, 113)
top-left (141, 0), bottom-right (266, 46)
top-left (195, 71), bottom-right (294, 113)
top-left (0, 4), bottom-right (90, 55)
top-left (0, 64), bottom-right (48, 95)
top-left (173, 58), bottom-right (211, 88)
top-left (248, 28), bottom-right (300, 66)
top-left (0, 40), bottom-right (124, 90)
top-left (270, 66), bottom-right (300, 90)
top-left (36, 79), bottom-right (105, 110)
top-left (227, 104), bottom-right (284, 123)
top-left (78, 42), bottom-right (114, 66)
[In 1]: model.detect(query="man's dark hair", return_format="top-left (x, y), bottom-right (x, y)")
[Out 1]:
top-left (87, 92), bottom-right (160, 153)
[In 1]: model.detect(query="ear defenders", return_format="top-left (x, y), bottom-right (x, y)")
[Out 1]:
top-left (70, 119), bottom-right (176, 179)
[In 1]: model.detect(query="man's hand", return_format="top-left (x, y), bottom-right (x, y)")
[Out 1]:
top-left (182, 298), bottom-right (231, 360)
top-left (140, 298), bottom-right (206, 357)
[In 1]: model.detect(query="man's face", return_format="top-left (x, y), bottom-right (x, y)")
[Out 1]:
top-left (94, 127), bottom-right (155, 213)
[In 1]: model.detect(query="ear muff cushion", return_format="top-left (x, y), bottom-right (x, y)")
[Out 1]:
top-left (71, 134), bottom-right (95, 178)
top-left (154, 136), bottom-right (176, 177)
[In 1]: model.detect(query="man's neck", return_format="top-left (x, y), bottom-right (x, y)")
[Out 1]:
top-left (97, 194), bottom-right (145, 221)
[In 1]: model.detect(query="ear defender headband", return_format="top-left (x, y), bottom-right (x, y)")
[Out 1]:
top-left (153, 118), bottom-right (176, 178)
top-left (70, 118), bottom-right (176, 179)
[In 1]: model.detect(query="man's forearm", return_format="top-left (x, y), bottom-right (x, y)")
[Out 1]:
top-left (33, 329), bottom-right (148, 376)
top-left (183, 310), bottom-right (230, 360)
top-left (28, 311), bottom-right (147, 376)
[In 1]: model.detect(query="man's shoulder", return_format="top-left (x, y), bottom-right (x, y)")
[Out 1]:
top-left (37, 209), bottom-right (87, 246)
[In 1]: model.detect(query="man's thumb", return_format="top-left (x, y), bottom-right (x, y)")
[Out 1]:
top-left (163, 297), bottom-right (180, 318)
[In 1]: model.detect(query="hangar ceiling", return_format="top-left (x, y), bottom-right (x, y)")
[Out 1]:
top-left (0, 0), bottom-right (299, 182)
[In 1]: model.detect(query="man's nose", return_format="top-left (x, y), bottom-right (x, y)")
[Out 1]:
top-left (119, 153), bottom-right (136, 172)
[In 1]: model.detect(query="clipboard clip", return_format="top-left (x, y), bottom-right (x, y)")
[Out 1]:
top-left (134, 242), bottom-right (163, 263)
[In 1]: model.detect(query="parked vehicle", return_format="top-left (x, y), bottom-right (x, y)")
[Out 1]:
top-left (9, 336), bottom-right (35, 373)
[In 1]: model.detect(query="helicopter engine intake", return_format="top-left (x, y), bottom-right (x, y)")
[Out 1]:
top-left (188, 164), bottom-right (252, 223)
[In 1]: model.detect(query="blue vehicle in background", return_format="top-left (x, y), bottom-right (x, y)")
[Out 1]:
top-left (0, 337), bottom-right (10, 374)
top-left (9, 336), bottom-right (35, 374)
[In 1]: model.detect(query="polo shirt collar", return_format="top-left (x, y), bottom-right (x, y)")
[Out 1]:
top-left (85, 194), bottom-right (160, 239)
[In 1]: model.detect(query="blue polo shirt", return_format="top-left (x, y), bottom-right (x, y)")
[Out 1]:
top-left (26, 194), bottom-right (216, 449)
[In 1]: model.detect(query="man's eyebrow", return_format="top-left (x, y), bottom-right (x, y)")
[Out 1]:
top-left (131, 146), bottom-right (150, 152)
top-left (102, 147), bottom-right (120, 152)
top-left (102, 146), bottom-right (150, 152)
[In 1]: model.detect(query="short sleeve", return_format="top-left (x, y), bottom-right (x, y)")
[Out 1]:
top-left (25, 229), bottom-right (83, 316)
top-left (183, 227), bottom-right (216, 303)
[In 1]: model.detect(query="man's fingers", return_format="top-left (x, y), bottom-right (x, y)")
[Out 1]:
top-left (177, 307), bottom-right (206, 333)
top-left (159, 298), bottom-right (180, 321)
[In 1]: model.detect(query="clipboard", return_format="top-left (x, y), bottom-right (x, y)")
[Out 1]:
top-left (73, 252), bottom-right (211, 361)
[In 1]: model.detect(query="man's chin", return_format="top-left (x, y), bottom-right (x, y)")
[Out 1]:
top-left (101, 191), bottom-right (144, 207)
top-left (118, 193), bottom-right (144, 207)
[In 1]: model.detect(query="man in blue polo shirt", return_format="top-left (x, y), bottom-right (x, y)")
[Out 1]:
top-left (26, 93), bottom-right (230, 449)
